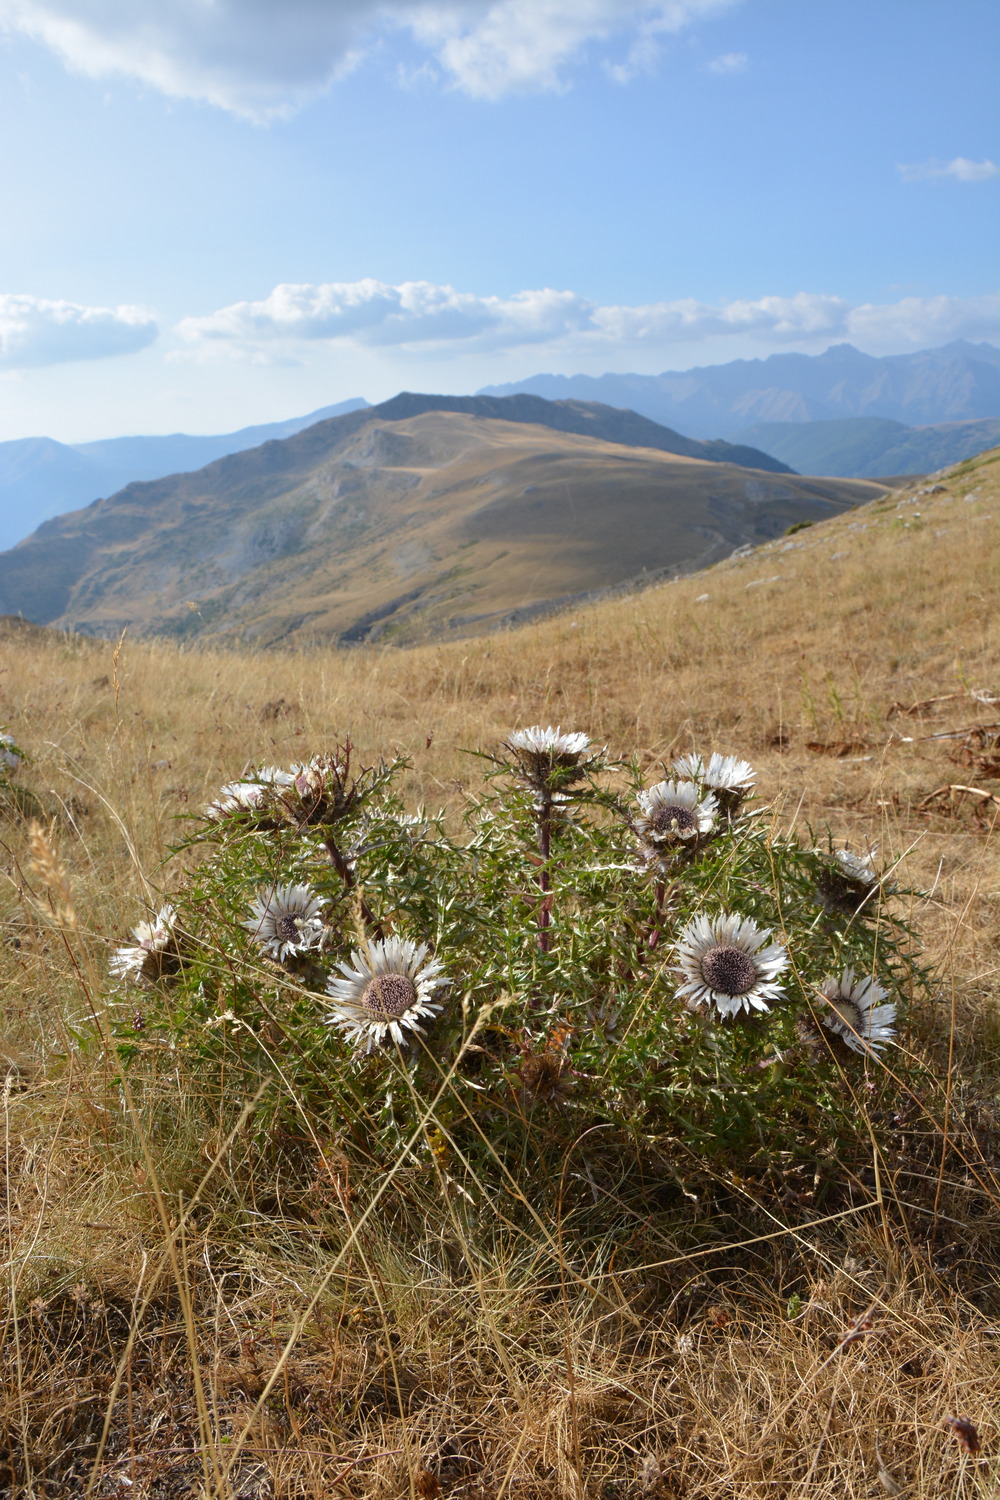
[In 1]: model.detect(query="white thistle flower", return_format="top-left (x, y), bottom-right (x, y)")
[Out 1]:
top-left (111, 904), bottom-right (179, 982)
top-left (206, 766), bottom-right (294, 820)
top-left (636, 779), bottom-right (716, 846)
top-left (833, 848), bottom-right (877, 886)
top-left (206, 782), bottom-right (267, 819)
top-left (289, 757), bottom-right (325, 795)
top-left (819, 968), bottom-right (897, 1053)
top-left (505, 725), bottom-right (596, 796)
top-left (675, 911), bottom-right (788, 1017)
top-left (243, 882), bottom-right (325, 962)
top-left (326, 936), bottom-right (447, 1051)
top-left (672, 752), bottom-right (755, 819)
top-left (0, 731), bottom-right (20, 772)
top-left (672, 752), bottom-right (756, 793)
top-left (817, 847), bottom-right (882, 915)
top-left (507, 726), bottom-right (592, 760)
top-left (256, 766), bottom-right (295, 785)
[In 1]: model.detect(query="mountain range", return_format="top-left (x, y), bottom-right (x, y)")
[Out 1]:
top-left (480, 340), bottom-right (1000, 439)
top-left (732, 415), bottom-right (1000, 479)
top-left (0, 392), bottom-right (791, 556)
top-left (0, 392), bottom-right (880, 648)
top-left (0, 398), bottom-right (369, 551)
top-left (5, 342), bottom-right (1000, 555)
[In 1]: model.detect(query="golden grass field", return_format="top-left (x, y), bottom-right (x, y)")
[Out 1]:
top-left (0, 445), bottom-right (998, 1498)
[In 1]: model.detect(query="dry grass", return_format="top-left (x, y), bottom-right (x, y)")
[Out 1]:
top-left (0, 452), bottom-right (998, 1497)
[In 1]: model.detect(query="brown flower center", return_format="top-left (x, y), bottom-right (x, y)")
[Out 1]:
top-left (700, 945), bottom-right (758, 996)
top-left (831, 1000), bottom-right (863, 1033)
top-left (276, 914), bottom-right (303, 943)
top-left (362, 972), bottom-right (418, 1020)
top-left (649, 804), bottom-right (697, 837)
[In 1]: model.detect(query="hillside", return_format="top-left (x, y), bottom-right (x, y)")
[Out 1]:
top-left (364, 390), bottom-right (794, 471)
top-left (0, 391), bottom-right (789, 556)
top-left (0, 447), bottom-right (996, 1500)
top-left (0, 397), bottom-right (368, 551)
top-left (0, 405), bottom-right (876, 647)
top-left (480, 339), bottom-right (1000, 437)
top-left (734, 414), bottom-right (1000, 478)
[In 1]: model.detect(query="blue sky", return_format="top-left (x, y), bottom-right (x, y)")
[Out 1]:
top-left (0, 0), bottom-right (997, 441)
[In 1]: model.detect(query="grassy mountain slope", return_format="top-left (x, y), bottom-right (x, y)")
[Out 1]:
top-left (368, 390), bottom-right (794, 471)
top-left (0, 389), bottom-right (788, 557)
top-left (0, 449), bottom-right (996, 1499)
top-left (0, 409), bottom-right (878, 646)
top-left (736, 414), bottom-right (1000, 477)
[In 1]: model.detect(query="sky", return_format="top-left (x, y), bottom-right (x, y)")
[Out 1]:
top-left (0, 0), bottom-right (998, 442)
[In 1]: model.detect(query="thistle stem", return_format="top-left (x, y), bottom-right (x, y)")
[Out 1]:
top-left (536, 792), bottom-right (552, 954)
top-left (323, 832), bottom-right (384, 940)
top-left (646, 878), bottom-right (677, 953)
top-left (646, 880), bottom-right (666, 951)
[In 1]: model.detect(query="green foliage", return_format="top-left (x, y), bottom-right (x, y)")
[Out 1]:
top-left (104, 734), bottom-right (928, 1212)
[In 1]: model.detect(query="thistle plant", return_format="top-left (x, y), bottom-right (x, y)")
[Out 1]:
top-left (102, 727), bottom-right (930, 1215)
top-left (500, 726), bottom-right (601, 954)
top-left (0, 729), bottom-right (23, 775)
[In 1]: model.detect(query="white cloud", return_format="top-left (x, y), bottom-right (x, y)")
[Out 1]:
top-left (605, 33), bottom-right (662, 84)
top-left (707, 50), bottom-right (746, 73)
top-left (176, 279), bottom-right (1000, 359)
top-left (177, 280), bottom-right (596, 354)
top-left (592, 291), bottom-right (849, 342)
top-left (899, 156), bottom-right (999, 184)
top-left (0, 0), bottom-right (739, 117)
top-left (412, 0), bottom-right (737, 101)
top-left (848, 292), bottom-right (1000, 347)
top-left (0, 293), bottom-right (157, 368)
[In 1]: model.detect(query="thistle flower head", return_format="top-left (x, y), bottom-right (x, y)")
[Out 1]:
top-left (672, 752), bottom-right (756, 819)
top-left (816, 847), bottom-right (882, 916)
top-left (504, 725), bottom-right (595, 794)
top-left (675, 911), bottom-right (788, 1017)
top-left (819, 967), bottom-right (896, 1053)
top-left (111, 904), bottom-right (181, 983)
top-left (326, 936), bottom-right (447, 1051)
top-left (206, 766), bottom-right (293, 821)
top-left (517, 1049), bottom-right (574, 1108)
top-left (243, 882), bottom-right (326, 963)
top-left (637, 779), bottom-right (716, 844)
top-left (284, 752), bottom-right (360, 825)
top-left (833, 848), bottom-right (877, 885)
top-left (0, 731), bottom-right (21, 773)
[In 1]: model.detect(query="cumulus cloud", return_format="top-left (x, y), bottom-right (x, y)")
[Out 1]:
top-left (0, 0), bottom-right (739, 117)
top-left (0, 293), bottom-right (157, 368)
top-left (177, 280), bottom-right (596, 353)
top-left (848, 292), bottom-right (1000, 347)
top-left (176, 278), bottom-right (1000, 358)
top-left (899, 156), bottom-right (999, 184)
top-left (707, 50), bottom-right (746, 73)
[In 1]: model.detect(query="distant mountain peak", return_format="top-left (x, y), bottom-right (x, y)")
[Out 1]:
top-left (478, 341), bottom-right (1000, 438)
